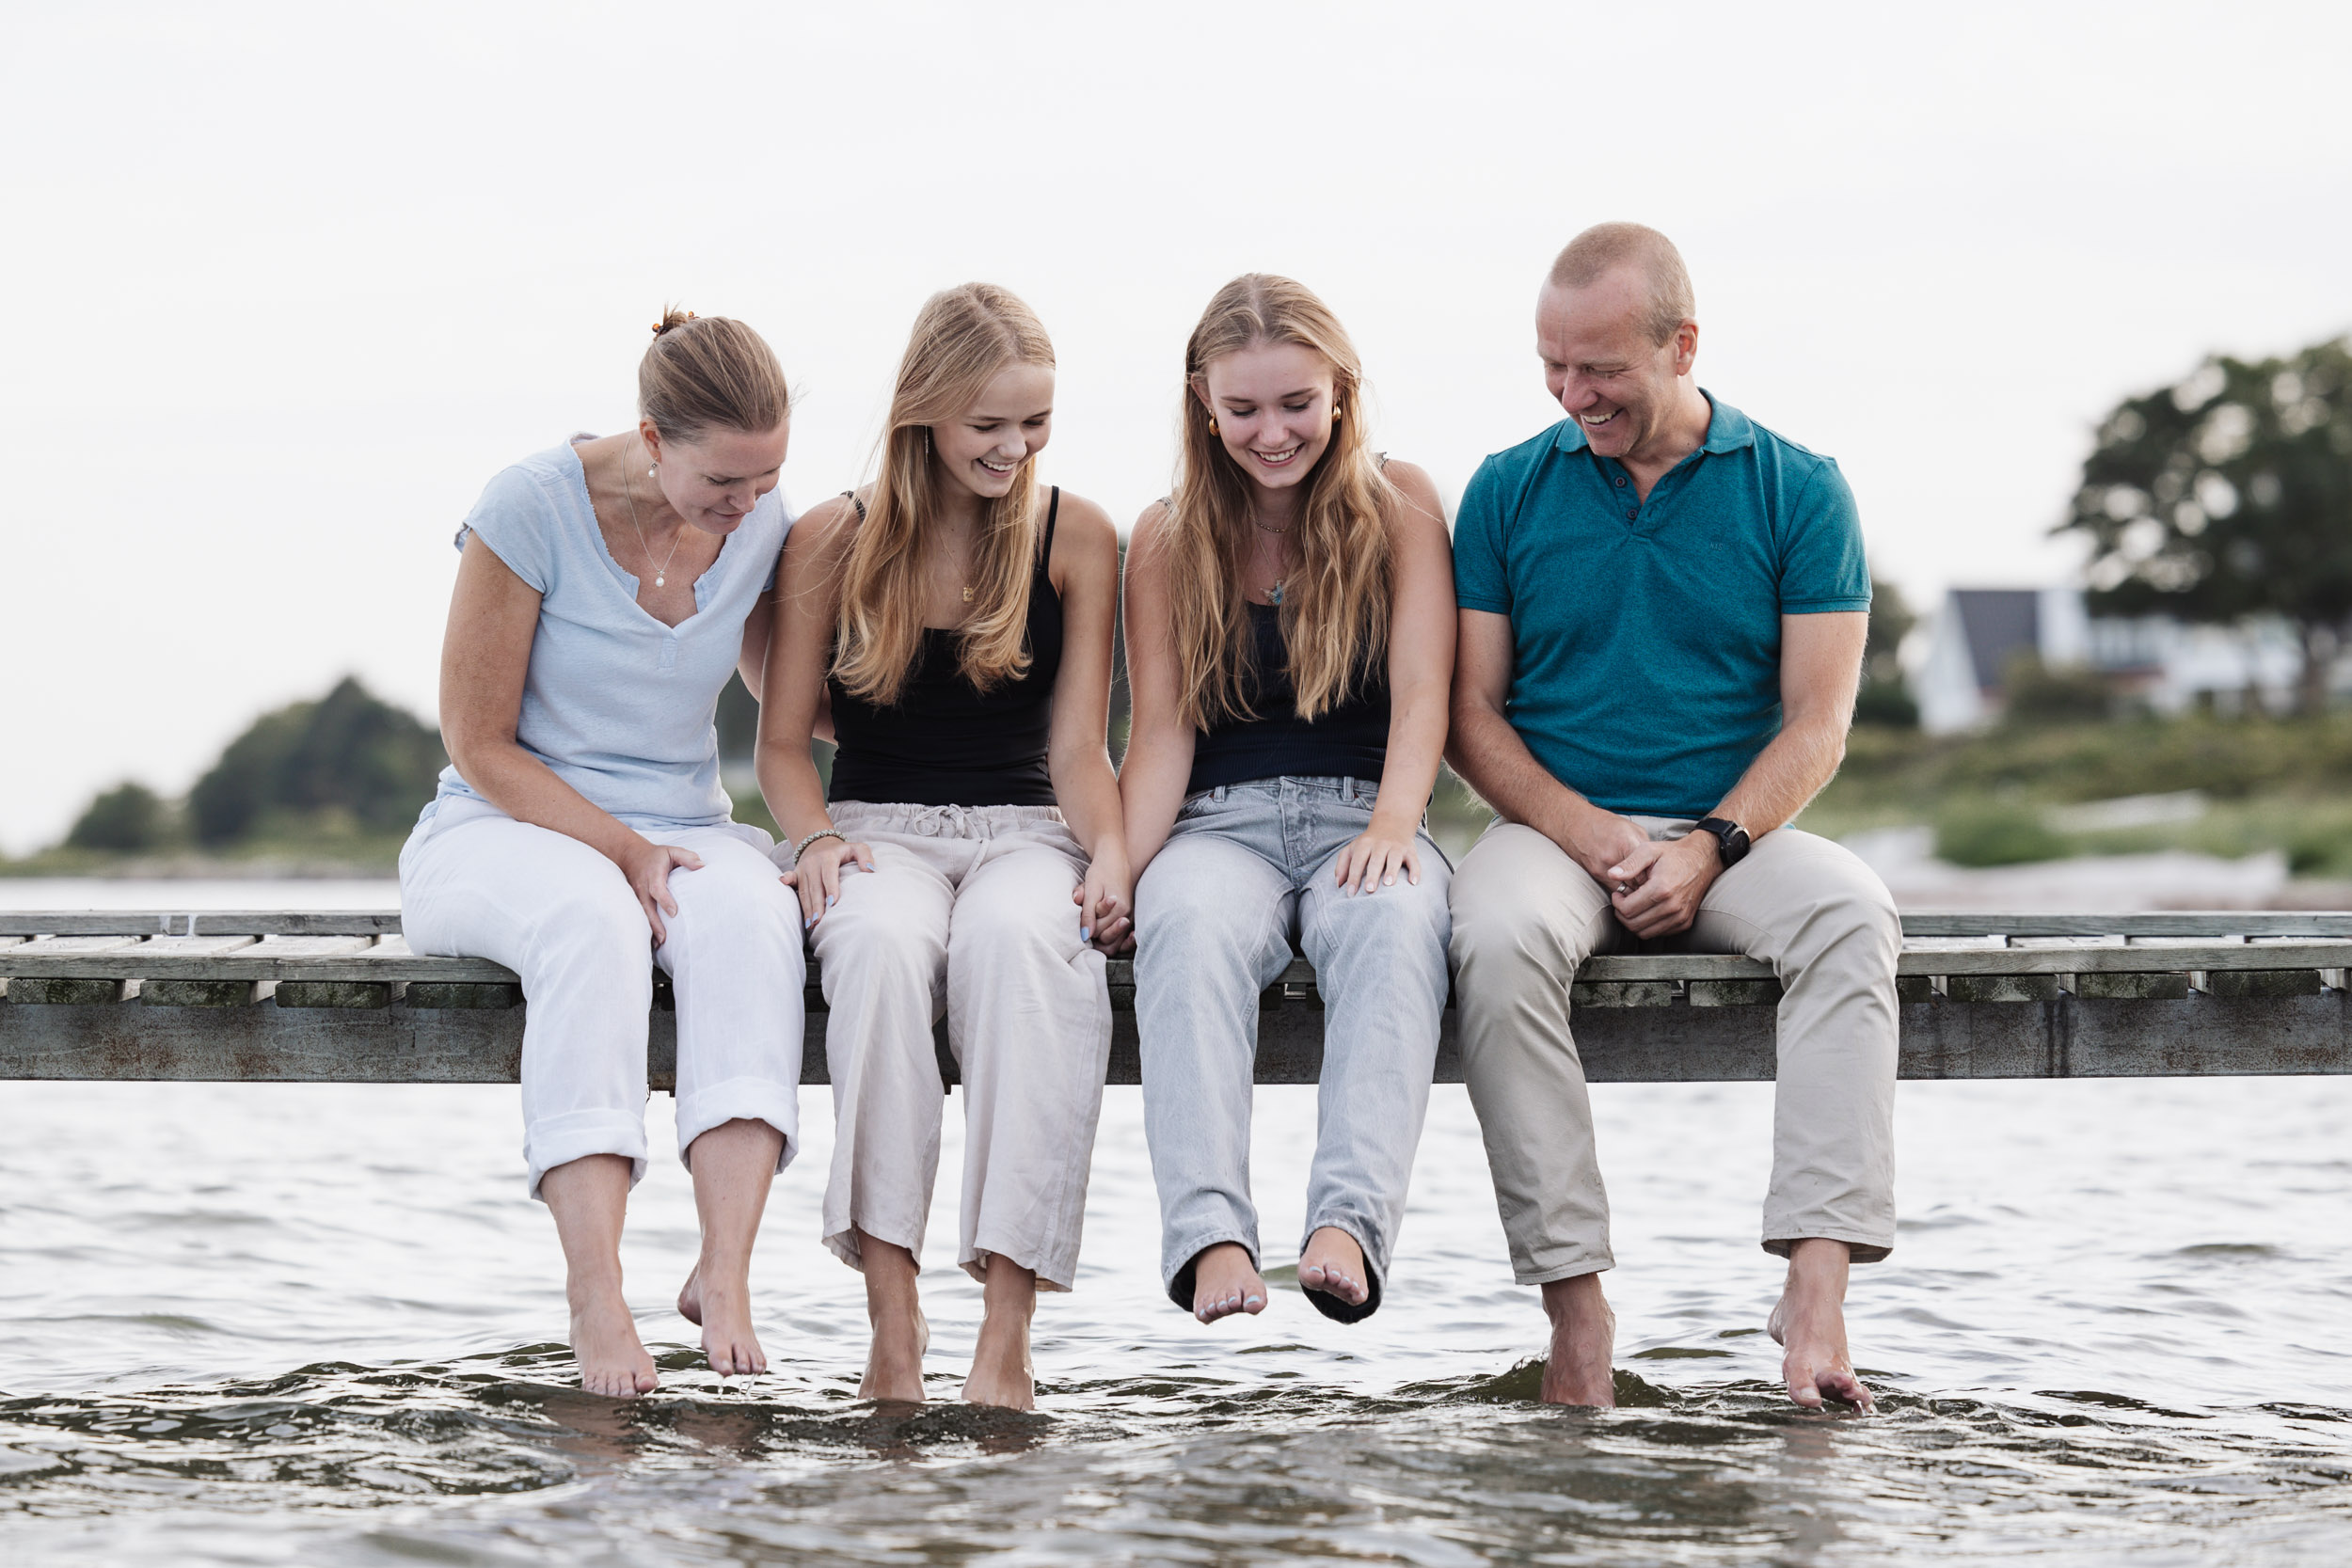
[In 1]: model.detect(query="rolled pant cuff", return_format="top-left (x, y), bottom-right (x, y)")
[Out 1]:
top-left (1299, 1210), bottom-right (1391, 1279)
top-left (1514, 1250), bottom-right (1616, 1287)
top-left (525, 1114), bottom-right (651, 1202)
top-left (674, 1076), bottom-right (801, 1174)
top-left (962, 1243), bottom-right (1080, 1294)
top-left (1762, 1231), bottom-right (1894, 1264)
top-left (1162, 1228), bottom-right (1259, 1310)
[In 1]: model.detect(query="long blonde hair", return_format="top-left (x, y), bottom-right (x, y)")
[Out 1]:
top-left (833, 283), bottom-right (1055, 706)
top-left (1162, 274), bottom-right (1394, 729)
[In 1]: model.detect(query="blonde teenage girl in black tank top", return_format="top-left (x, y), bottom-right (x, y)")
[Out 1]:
top-left (1120, 274), bottom-right (1457, 1328)
top-left (756, 284), bottom-right (1128, 1412)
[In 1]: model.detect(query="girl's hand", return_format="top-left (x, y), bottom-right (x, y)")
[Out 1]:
top-left (1332, 824), bottom-right (1422, 896)
top-left (618, 837), bottom-right (706, 944)
top-left (780, 835), bottom-right (875, 929)
top-left (1074, 852), bottom-right (1134, 953)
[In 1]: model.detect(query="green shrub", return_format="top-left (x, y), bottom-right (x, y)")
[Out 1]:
top-left (65, 782), bottom-right (171, 852)
top-left (1934, 800), bottom-right (2070, 866)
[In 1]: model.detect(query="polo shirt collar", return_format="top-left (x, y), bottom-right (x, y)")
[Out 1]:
top-left (1550, 388), bottom-right (1754, 455)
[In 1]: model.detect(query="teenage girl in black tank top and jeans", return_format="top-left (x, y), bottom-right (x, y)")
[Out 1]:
top-left (756, 284), bottom-right (1129, 1411)
top-left (1120, 275), bottom-right (1458, 1326)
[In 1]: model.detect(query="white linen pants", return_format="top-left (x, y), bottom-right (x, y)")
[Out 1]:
top-left (803, 802), bottom-right (1111, 1291)
top-left (400, 796), bottom-right (806, 1198)
top-left (1449, 818), bottom-right (1899, 1283)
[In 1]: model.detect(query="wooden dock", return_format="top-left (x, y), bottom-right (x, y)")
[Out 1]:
top-left (5, 911), bottom-right (2350, 1085)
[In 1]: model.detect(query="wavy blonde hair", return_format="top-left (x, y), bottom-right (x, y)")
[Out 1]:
top-left (833, 283), bottom-right (1055, 706)
top-left (1164, 274), bottom-right (1393, 729)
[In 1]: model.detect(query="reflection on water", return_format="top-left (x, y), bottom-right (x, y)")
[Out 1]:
top-left (2, 1079), bottom-right (2346, 1564)
top-left (0, 883), bottom-right (2348, 1561)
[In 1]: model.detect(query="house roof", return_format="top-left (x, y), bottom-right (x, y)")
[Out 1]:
top-left (1951, 589), bottom-right (2040, 691)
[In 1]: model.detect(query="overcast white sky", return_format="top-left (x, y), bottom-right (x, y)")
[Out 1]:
top-left (4, 1), bottom-right (2348, 853)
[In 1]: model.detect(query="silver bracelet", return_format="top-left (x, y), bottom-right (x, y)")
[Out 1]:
top-left (791, 828), bottom-right (846, 867)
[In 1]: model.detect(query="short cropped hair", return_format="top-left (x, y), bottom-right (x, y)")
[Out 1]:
top-left (1547, 223), bottom-right (1695, 346)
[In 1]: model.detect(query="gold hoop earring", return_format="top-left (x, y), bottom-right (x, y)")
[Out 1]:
top-left (1208, 417), bottom-right (1219, 436)
top-left (1332, 405), bottom-right (1343, 422)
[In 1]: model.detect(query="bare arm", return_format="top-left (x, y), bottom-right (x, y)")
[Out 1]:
top-left (755, 497), bottom-right (873, 926)
top-left (1043, 494), bottom-right (1134, 949)
top-left (1446, 608), bottom-right (1648, 880)
top-left (1117, 503), bottom-right (1200, 879)
top-left (437, 534), bottom-right (707, 942)
top-left (1609, 610), bottom-right (1867, 937)
top-left (1334, 461), bottom-right (1455, 893)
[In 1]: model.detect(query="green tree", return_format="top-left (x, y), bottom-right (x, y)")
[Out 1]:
top-left (188, 676), bottom-right (446, 845)
top-left (1853, 578), bottom-right (1918, 727)
top-left (2058, 337), bottom-right (2352, 712)
top-left (65, 782), bottom-right (170, 852)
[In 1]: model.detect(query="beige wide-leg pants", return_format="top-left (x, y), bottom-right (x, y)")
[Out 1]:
top-left (1449, 818), bottom-right (1899, 1284)
top-left (798, 802), bottom-right (1111, 1291)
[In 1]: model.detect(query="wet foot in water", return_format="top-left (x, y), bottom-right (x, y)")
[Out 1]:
top-left (1768, 1239), bottom-right (1872, 1412)
top-left (862, 1306), bottom-right (929, 1402)
top-left (1190, 1242), bottom-right (1266, 1324)
top-left (1298, 1227), bottom-right (1371, 1309)
top-left (963, 1259), bottom-right (1038, 1410)
top-left (677, 1261), bottom-right (768, 1378)
top-left (570, 1289), bottom-right (659, 1399)
top-left (1538, 1272), bottom-right (1616, 1407)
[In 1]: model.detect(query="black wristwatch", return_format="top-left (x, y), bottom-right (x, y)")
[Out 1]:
top-left (1692, 817), bottom-right (1751, 868)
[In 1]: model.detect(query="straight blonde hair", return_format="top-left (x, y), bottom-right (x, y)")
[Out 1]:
top-left (1164, 274), bottom-right (1393, 729)
top-left (833, 284), bottom-right (1055, 707)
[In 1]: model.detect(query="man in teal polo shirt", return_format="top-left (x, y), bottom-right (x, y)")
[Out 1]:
top-left (1446, 222), bottom-right (1898, 1413)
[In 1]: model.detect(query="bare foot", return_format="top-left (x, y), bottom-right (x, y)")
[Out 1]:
top-left (963, 1257), bottom-right (1038, 1410)
top-left (1189, 1243), bottom-right (1267, 1324)
top-left (1538, 1272), bottom-right (1615, 1406)
top-left (678, 1260), bottom-right (768, 1377)
top-left (569, 1291), bottom-right (659, 1399)
top-left (1297, 1226), bottom-right (1370, 1307)
top-left (862, 1306), bottom-right (929, 1402)
top-left (1768, 1239), bottom-right (1872, 1412)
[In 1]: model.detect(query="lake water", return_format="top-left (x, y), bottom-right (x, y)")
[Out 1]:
top-left (3, 882), bottom-right (2348, 1564)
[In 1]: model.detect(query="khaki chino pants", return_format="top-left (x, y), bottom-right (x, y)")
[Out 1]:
top-left (1449, 818), bottom-right (1899, 1283)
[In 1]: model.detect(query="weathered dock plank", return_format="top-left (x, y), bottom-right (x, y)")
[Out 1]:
top-left (6, 911), bottom-right (2350, 1084)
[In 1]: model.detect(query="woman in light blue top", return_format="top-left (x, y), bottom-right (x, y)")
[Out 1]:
top-left (401, 310), bottom-right (803, 1399)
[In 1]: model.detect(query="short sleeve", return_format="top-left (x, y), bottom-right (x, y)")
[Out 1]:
top-left (1778, 459), bottom-right (1871, 613)
top-left (453, 465), bottom-right (555, 594)
top-left (1452, 455), bottom-right (1513, 614)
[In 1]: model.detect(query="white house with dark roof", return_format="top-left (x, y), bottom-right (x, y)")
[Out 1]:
top-left (1913, 588), bottom-right (2305, 733)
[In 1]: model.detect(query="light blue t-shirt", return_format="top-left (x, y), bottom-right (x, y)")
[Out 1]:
top-left (421, 440), bottom-right (790, 832)
top-left (1452, 395), bottom-right (1868, 818)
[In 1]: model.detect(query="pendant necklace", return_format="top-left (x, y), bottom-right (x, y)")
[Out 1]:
top-left (619, 439), bottom-right (685, 589)
top-left (1255, 505), bottom-right (1292, 605)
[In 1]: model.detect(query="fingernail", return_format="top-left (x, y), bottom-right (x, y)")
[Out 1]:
top-left (1081, 927), bottom-right (1091, 942)
top-left (826, 895), bottom-right (836, 907)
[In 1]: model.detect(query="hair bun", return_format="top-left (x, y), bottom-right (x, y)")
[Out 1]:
top-left (651, 308), bottom-right (700, 339)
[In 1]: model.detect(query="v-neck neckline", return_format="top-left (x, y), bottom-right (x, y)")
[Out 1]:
top-left (564, 438), bottom-right (735, 632)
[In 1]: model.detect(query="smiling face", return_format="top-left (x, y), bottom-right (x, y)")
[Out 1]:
top-left (1198, 341), bottom-right (1339, 493)
top-left (931, 361), bottom-right (1055, 500)
top-left (643, 419), bottom-right (790, 535)
top-left (1535, 267), bottom-right (1696, 464)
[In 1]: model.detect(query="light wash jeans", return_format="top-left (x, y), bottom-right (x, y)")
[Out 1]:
top-left (1134, 776), bottom-right (1452, 1313)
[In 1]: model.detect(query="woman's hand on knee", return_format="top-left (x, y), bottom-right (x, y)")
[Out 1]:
top-left (618, 838), bottom-right (705, 945)
top-left (1334, 823), bottom-right (1422, 896)
top-left (1075, 851), bottom-right (1134, 953)
top-left (781, 837), bottom-right (873, 930)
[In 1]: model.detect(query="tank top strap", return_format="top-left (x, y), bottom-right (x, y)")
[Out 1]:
top-left (1039, 485), bottom-right (1059, 568)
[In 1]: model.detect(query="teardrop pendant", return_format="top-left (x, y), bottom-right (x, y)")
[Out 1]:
top-left (654, 575), bottom-right (665, 588)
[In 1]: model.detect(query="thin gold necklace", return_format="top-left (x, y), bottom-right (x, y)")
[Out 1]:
top-left (618, 438), bottom-right (685, 589)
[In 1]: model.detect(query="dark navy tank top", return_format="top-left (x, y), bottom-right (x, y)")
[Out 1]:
top-left (1186, 602), bottom-right (1391, 794)
top-left (828, 488), bottom-right (1062, 808)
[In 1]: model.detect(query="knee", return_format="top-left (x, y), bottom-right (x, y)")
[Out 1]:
top-left (948, 897), bottom-right (1067, 971)
top-left (819, 911), bottom-right (942, 997)
top-left (667, 857), bottom-right (801, 954)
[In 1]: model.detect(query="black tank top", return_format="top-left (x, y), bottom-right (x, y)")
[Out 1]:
top-left (827, 489), bottom-right (1062, 808)
top-left (1186, 603), bottom-right (1391, 794)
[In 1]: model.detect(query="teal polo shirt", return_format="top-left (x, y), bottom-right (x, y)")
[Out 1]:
top-left (1452, 394), bottom-right (1868, 819)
